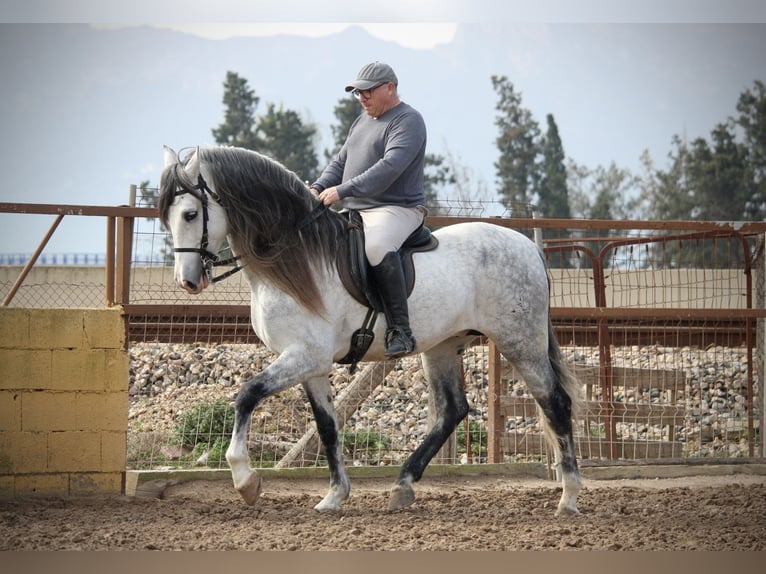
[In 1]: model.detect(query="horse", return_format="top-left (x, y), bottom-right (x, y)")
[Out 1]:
top-left (158, 144), bottom-right (583, 515)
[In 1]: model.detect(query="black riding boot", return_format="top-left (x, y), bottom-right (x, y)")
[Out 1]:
top-left (371, 251), bottom-right (416, 358)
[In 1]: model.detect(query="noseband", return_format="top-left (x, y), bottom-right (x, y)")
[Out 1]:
top-left (172, 169), bottom-right (243, 283)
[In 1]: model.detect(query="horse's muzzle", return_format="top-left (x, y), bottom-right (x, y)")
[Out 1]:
top-left (180, 272), bottom-right (209, 294)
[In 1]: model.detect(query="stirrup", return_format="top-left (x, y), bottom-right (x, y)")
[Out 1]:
top-left (384, 327), bottom-right (415, 358)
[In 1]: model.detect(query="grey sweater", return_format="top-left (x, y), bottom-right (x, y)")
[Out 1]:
top-left (312, 102), bottom-right (426, 210)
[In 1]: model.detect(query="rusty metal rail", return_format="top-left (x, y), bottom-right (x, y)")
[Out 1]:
top-left (3, 201), bottom-right (766, 461)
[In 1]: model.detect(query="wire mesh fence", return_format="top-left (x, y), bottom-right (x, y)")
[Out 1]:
top-left (127, 345), bottom-right (492, 471)
top-left (126, 338), bottom-right (757, 471)
top-left (1, 197), bottom-right (763, 470)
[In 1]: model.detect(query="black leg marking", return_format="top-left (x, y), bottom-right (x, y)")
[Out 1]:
top-left (305, 387), bottom-right (343, 484)
top-left (400, 345), bottom-right (469, 484)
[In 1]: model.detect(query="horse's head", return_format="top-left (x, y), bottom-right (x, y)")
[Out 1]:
top-left (159, 146), bottom-right (229, 295)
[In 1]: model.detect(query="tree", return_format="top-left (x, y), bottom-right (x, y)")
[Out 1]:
top-left (324, 98), bottom-right (361, 162)
top-left (423, 153), bottom-right (455, 211)
top-left (643, 80), bottom-right (766, 226)
top-left (429, 146), bottom-right (491, 216)
top-left (734, 80), bottom-right (766, 220)
top-left (538, 114), bottom-right (570, 219)
top-left (212, 71), bottom-right (320, 182)
top-left (640, 135), bottom-right (694, 221)
top-left (257, 102), bottom-right (319, 182)
top-left (211, 71), bottom-right (260, 149)
top-left (539, 114), bottom-right (571, 267)
top-left (491, 75), bottom-right (541, 216)
top-left (686, 124), bottom-right (749, 222)
top-left (565, 159), bottom-right (593, 220)
top-left (569, 163), bottom-right (638, 269)
top-left (588, 163), bottom-right (638, 221)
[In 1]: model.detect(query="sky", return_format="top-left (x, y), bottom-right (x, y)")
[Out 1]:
top-left (4, 0), bottom-right (765, 22)
top-left (1, 2), bottom-right (765, 258)
top-left (129, 23), bottom-right (460, 50)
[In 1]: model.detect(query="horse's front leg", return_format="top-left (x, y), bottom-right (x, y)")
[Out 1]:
top-left (225, 351), bottom-right (321, 506)
top-left (303, 377), bottom-right (350, 512)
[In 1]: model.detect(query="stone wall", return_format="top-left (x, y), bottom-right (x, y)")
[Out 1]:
top-left (0, 308), bottom-right (128, 497)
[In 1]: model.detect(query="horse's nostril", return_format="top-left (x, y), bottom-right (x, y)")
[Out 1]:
top-left (184, 280), bottom-right (197, 291)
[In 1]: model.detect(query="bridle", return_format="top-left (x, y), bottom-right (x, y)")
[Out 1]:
top-left (171, 167), bottom-right (243, 283)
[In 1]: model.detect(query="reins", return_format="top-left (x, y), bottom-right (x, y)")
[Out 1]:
top-left (296, 203), bottom-right (329, 231)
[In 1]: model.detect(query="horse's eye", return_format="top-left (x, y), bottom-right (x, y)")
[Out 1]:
top-left (183, 210), bottom-right (198, 222)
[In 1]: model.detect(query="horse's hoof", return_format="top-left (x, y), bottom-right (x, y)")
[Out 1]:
top-left (555, 504), bottom-right (580, 517)
top-left (314, 500), bottom-right (340, 513)
top-left (387, 484), bottom-right (416, 511)
top-left (313, 486), bottom-right (349, 513)
top-left (236, 473), bottom-right (262, 506)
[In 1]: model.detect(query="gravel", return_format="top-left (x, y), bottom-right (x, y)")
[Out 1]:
top-left (128, 342), bottom-right (757, 468)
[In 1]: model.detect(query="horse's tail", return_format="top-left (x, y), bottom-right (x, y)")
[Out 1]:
top-left (538, 316), bottom-right (583, 459)
top-left (547, 316), bottom-right (582, 419)
top-left (535, 244), bottom-right (581, 420)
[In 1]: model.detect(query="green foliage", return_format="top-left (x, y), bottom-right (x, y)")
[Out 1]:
top-left (324, 97), bottom-right (362, 162)
top-left (491, 74), bottom-right (541, 213)
top-left (341, 429), bottom-right (390, 456)
top-left (212, 70), bottom-right (319, 181)
top-left (539, 114), bottom-right (571, 267)
top-left (640, 80), bottom-right (766, 224)
top-left (456, 420), bottom-right (487, 458)
top-left (212, 71), bottom-right (261, 149)
top-left (173, 399), bottom-right (235, 450)
top-left (190, 438), bottom-right (230, 467)
top-left (424, 153), bottom-right (456, 209)
top-left (538, 114), bottom-right (569, 219)
top-left (257, 102), bottom-right (319, 182)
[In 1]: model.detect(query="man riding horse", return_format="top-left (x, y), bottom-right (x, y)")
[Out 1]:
top-left (310, 62), bottom-right (427, 358)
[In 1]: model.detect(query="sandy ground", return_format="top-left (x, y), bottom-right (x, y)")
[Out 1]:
top-left (2, 473), bottom-right (765, 551)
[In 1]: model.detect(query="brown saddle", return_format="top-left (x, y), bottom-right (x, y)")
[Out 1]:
top-left (337, 210), bottom-right (439, 312)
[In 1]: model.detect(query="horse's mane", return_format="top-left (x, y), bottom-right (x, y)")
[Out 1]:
top-left (159, 146), bottom-right (345, 315)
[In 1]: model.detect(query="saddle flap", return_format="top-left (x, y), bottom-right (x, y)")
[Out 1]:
top-left (337, 210), bottom-right (439, 310)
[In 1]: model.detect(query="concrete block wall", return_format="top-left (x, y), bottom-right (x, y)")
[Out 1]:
top-left (0, 307), bottom-right (128, 497)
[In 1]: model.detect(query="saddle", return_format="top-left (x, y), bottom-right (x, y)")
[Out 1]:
top-left (336, 210), bottom-right (439, 370)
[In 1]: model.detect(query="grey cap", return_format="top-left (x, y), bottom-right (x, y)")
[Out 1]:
top-left (344, 62), bottom-right (398, 92)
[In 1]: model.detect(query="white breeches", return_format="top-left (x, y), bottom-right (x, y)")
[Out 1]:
top-left (359, 205), bottom-right (426, 266)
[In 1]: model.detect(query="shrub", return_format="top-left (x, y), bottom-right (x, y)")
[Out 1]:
top-left (341, 429), bottom-right (390, 456)
top-left (173, 399), bottom-right (236, 450)
top-left (457, 419), bottom-right (487, 459)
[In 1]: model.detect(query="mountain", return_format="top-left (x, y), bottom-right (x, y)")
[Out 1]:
top-left (1, 23), bottom-right (764, 254)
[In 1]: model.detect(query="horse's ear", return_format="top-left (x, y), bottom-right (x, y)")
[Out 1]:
top-left (186, 146), bottom-right (201, 178)
top-left (163, 145), bottom-right (179, 167)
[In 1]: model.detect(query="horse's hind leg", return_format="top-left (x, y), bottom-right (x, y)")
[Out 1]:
top-left (389, 340), bottom-right (470, 510)
top-left (511, 354), bottom-right (581, 516)
top-left (303, 377), bottom-right (350, 512)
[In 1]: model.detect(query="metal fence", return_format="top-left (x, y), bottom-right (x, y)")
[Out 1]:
top-left (122, 211), bottom-right (765, 470)
top-left (1, 198), bottom-right (764, 471)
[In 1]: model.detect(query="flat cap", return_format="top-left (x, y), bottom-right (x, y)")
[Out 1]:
top-left (344, 61), bottom-right (399, 92)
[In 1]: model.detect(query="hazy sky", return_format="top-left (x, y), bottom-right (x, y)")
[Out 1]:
top-left (1, 2), bottom-right (765, 257)
top-left (4, 0), bottom-right (765, 25)
top-left (111, 23), bottom-right (460, 50)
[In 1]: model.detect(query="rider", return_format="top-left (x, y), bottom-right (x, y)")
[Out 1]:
top-left (310, 62), bottom-right (427, 358)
